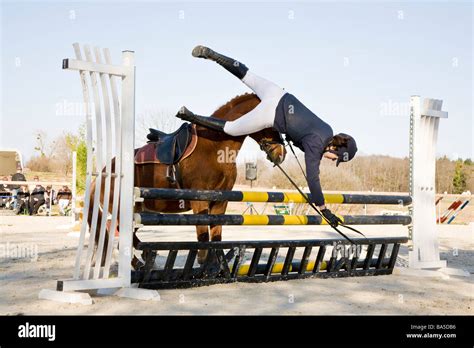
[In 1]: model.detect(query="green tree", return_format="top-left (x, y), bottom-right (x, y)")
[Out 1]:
top-left (64, 125), bottom-right (87, 193)
top-left (452, 160), bottom-right (467, 194)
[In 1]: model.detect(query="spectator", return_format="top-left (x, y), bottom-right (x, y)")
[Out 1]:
top-left (56, 185), bottom-right (72, 216)
top-left (45, 185), bottom-right (55, 213)
top-left (28, 175), bottom-right (39, 191)
top-left (1, 176), bottom-right (10, 190)
top-left (10, 168), bottom-right (26, 210)
top-left (1, 176), bottom-right (12, 208)
top-left (16, 185), bottom-right (30, 215)
top-left (29, 177), bottom-right (45, 215)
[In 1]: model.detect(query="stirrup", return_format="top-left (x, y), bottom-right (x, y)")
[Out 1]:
top-left (166, 165), bottom-right (177, 184)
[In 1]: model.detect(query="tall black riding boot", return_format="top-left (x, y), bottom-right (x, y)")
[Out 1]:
top-left (176, 107), bottom-right (227, 132)
top-left (192, 45), bottom-right (249, 79)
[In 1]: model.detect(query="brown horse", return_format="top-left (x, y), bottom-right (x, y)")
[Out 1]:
top-left (89, 93), bottom-right (286, 265)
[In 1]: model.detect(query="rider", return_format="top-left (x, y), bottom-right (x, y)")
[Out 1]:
top-left (176, 45), bottom-right (358, 226)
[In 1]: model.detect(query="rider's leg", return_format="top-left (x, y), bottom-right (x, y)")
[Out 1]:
top-left (242, 71), bottom-right (286, 101)
top-left (186, 46), bottom-right (286, 134)
top-left (192, 45), bottom-right (248, 79)
top-left (192, 45), bottom-right (285, 101)
top-left (176, 107), bottom-right (227, 132)
top-left (176, 97), bottom-right (279, 136)
top-left (222, 97), bottom-right (280, 136)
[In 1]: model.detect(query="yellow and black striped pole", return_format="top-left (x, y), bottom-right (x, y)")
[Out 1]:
top-left (138, 187), bottom-right (412, 205)
top-left (136, 213), bottom-right (412, 226)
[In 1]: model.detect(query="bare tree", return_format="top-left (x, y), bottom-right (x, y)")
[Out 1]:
top-left (136, 108), bottom-right (182, 146)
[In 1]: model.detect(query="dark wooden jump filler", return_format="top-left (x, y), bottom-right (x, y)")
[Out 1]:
top-left (132, 188), bottom-right (409, 289)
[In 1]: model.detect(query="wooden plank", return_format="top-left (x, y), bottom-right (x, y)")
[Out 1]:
top-left (182, 250), bottom-right (197, 280)
top-left (71, 43), bottom-right (93, 280)
top-left (282, 247), bottom-right (296, 275)
top-left (82, 44), bottom-right (105, 280)
top-left (231, 247), bottom-right (246, 278)
top-left (142, 251), bottom-right (157, 283)
top-left (93, 46), bottom-right (114, 280)
top-left (63, 58), bottom-right (129, 76)
top-left (247, 248), bottom-right (263, 277)
top-left (264, 247), bottom-right (279, 277)
top-left (163, 250), bottom-right (178, 281)
top-left (313, 245), bottom-right (326, 273)
top-left (102, 45), bottom-right (122, 278)
top-left (350, 248), bottom-right (360, 270)
top-left (363, 244), bottom-right (376, 270)
top-left (387, 243), bottom-right (401, 270)
top-left (117, 49), bottom-right (135, 287)
top-left (376, 244), bottom-right (388, 269)
top-left (298, 246), bottom-right (312, 274)
top-left (216, 249), bottom-right (232, 279)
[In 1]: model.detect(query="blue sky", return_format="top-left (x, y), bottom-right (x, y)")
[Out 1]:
top-left (1, 0), bottom-right (472, 162)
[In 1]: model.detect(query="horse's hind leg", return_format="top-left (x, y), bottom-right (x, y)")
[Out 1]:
top-left (131, 231), bottom-right (146, 269)
top-left (194, 201), bottom-right (229, 273)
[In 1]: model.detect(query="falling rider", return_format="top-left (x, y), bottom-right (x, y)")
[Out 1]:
top-left (176, 46), bottom-right (358, 227)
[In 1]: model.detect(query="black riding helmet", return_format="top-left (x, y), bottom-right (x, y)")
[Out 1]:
top-left (329, 133), bottom-right (358, 166)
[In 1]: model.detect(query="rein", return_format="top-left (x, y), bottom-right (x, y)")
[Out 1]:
top-left (259, 139), bottom-right (367, 244)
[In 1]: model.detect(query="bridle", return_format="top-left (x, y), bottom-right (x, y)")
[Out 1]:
top-left (258, 135), bottom-right (286, 165)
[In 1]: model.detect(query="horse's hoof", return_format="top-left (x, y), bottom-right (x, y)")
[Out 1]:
top-left (132, 256), bottom-right (145, 270)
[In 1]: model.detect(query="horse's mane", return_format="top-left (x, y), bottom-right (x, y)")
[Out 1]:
top-left (197, 92), bottom-right (282, 144)
top-left (212, 93), bottom-right (260, 119)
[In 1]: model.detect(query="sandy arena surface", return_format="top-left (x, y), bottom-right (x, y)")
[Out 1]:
top-left (0, 215), bottom-right (472, 315)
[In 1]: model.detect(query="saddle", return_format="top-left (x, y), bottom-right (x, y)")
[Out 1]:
top-left (135, 123), bottom-right (198, 186)
top-left (147, 123), bottom-right (193, 164)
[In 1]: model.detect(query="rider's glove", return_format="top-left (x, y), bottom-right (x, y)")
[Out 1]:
top-left (321, 208), bottom-right (343, 227)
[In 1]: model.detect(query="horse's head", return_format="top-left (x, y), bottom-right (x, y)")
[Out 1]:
top-left (251, 129), bottom-right (286, 165)
top-left (212, 93), bottom-right (287, 165)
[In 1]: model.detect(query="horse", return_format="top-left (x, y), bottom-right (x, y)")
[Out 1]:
top-left (88, 93), bottom-right (287, 266)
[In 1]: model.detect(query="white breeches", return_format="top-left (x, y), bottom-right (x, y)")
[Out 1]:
top-left (223, 71), bottom-right (286, 136)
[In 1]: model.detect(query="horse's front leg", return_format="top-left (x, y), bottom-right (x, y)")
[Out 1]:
top-left (209, 201), bottom-right (229, 241)
top-left (191, 201), bottom-right (210, 264)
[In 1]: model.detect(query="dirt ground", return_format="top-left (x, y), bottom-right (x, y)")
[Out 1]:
top-left (0, 214), bottom-right (472, 315)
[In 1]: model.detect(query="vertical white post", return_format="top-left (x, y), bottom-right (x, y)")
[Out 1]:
top-left (48, 189), bottom-right (52, 217)
top-left (118, 50), bottom-right (135, 286)
top-left (409, 96), bottom-right (448, 269)
top-left (71, 151), bottom-right (77, 223)
top-left (58, 44), bottom-right (139, 292)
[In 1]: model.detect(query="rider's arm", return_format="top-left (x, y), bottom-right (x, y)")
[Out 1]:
top-left (302, 137), bottom-right (325, 208)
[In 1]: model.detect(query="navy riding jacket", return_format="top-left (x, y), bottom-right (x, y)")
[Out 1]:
top-left (273, 93), bottom-right (333, 206)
